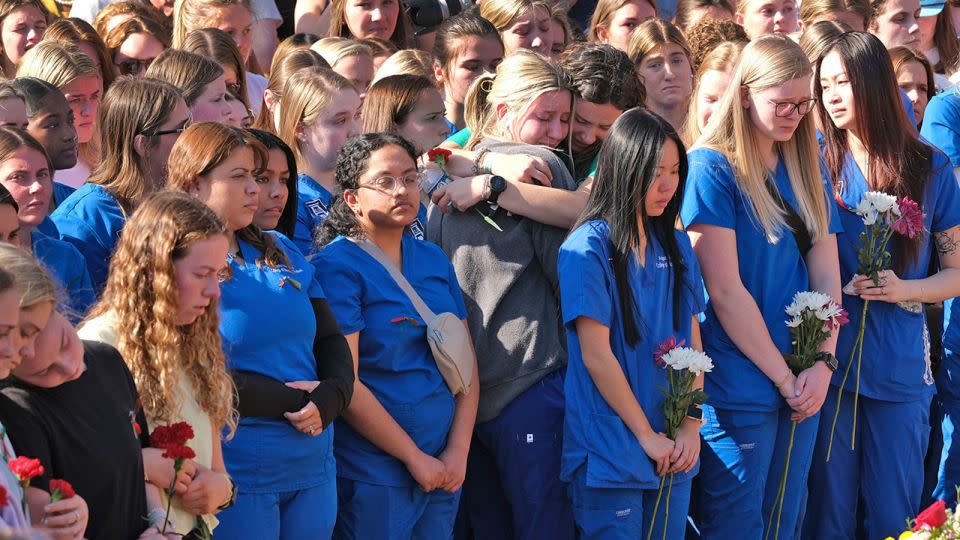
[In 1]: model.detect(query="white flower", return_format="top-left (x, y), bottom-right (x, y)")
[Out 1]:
top-left (863, 191), bottom-right (898, 214)
top-left (854, 198), bottom-right (878, 225)
top-left (785, 291), bottom-right (833, 318)
top-left (815, 301), bottom-right (843, 322)
top-left (786, 316), bottom-right (803, 328)
top-left (661, 347), bottom-right (714, 376)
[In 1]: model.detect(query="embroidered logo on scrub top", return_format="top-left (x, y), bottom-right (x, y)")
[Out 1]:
top-left (409, 219), bottom-right (425, 240)
top-left (615, 508), bottom-right (632, 519)
top-left (306, 198), bottom-right (328, 219)
top-left (655, 256), bottom-right (671, 269)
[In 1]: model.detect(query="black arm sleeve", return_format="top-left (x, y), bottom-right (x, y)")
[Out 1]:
top-left (308, 298), bottom-right (355, 428)
top-left (232, 371), bottom-right (309, 418)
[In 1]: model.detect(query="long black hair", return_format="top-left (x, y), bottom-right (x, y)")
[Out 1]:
top-left (573, 108), bottom-right (689, 346)
top-left (246, 129), bottom-right (299, 239)
top-left (816, 31), bottom-right (931, 274)
top-left (315, 133), bottom-right (418, 247)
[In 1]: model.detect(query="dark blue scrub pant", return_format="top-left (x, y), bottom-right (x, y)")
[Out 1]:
top-left (935, 349), bottom-right (960, 504)
top-left (696, 404), bottom-right (819, 540)
top-left (804, 388), bottom-right (931, 540)
top-left (569, 467), bottom-right (691, 540)
top-left (334, 477), bottom-right (461, 539)
top-left (214, 478), bottom-right (337, 540)
top-left (456, 370), bottom-right (575, 540)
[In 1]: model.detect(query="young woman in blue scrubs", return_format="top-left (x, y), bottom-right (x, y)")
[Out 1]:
top-left (0, 127), bottom-right (94, 317)
top-left (804, 32), bottom-right (960, 539)
top-left (167, 122), bottom-right (354, 540)
top-left (560, 108), bottom-right (705, 540)
top-left (313, 133), bottom-right (479, 539)
top-left (679, 35), bottom-right (843, 539)
top-left (275, 66), bottom-right (361, 255)
top-left (51, 76), bottom-right (189, 293)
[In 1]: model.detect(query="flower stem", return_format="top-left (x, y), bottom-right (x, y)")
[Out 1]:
top-left (850, 300), bottom-right (869, 451)
top-left (825, 300), bottom-right (867, 461)
top-left (774, 421), bottom-right (797, 540)
top-left (161, 460), bottom-right (181, 535)
top-left (646, 475), bottom-right (666, 540)
top-left (661, 473), bottom-right (674, 540)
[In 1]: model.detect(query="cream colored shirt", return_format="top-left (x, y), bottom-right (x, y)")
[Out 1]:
top-left (78, 312), bottom-right (219, 535)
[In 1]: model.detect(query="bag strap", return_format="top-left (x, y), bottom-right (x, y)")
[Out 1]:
top-left (765, 178), bottom-right (812, 257)
top-left (346, 237), bottom-right (437, 322)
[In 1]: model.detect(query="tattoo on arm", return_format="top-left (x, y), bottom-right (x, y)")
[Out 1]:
top-left (935, 230), bottom-right (959, 256)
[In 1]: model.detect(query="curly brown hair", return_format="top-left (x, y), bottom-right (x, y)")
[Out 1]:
top-left (88, 191), bottom-right (237, 436)
top-left (684, 17), bottom-right (749, 70)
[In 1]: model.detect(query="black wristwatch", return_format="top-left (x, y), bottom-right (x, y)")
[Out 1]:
top-left (816, 352), bottom-right (839, 373)
top-left (686, 404), bottom-right (704, 422)
top-left (486, 175), bottom-right (506, 206)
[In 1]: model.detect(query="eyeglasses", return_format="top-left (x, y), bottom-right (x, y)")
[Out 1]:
top-left (141, 119), bottom-right (192, 137)
top-left (768, 98), bottom-right (818, 118)
top-left (357, 172), bottom-right (425, 194)
top-left (114, 57), bottom-right (155, 76)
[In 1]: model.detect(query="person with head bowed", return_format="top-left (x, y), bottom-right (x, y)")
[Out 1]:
top-left (166, 122), bottom-right (354, 540)
top-left (560, 108), bottom-right (707, 540)
top-left (679, 34), bottom-right (843, 539)
top-left (804, 32), bottom-right (960, 540)
top-left (0, 243), bottom-right (177, 540)
top-left (313, 132), bottom-right (478, 539)
top-left (427, 49), bottom-right (578, 540)
top-left (51, 76), bottom-right (189, 293)
top-left (79, 191), bottom-right (237, 538)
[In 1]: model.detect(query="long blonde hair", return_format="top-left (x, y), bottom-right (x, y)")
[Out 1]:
top-left (275, 66), bottom-right (355, 170)
top-left (464, 49), bottom-right (573, 149)
top-left (696, 34), bottom-right (829, 241)
top-left (146, 49), bottom-right (224, 106)
top-left (89, 76), bottom-right (183, 213)
top-left (0, 243), bottom-right (57, 310)
top-left (480, 0), bottom-right (553, 35)
top-left (685, 40), bottom-right (743, 144)
top-left (251, 48), bottom-right (328, 132)
top-left (310, 37), bottom-right (373, 69)
top-left (88, 191), bottom-right (237, 436)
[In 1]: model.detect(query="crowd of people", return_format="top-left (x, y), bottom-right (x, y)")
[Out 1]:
top-left (0, 0), bottom-right (952, 538)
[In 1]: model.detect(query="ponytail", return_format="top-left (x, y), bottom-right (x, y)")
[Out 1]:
top-left (463, 73), bottom-right (496, 150)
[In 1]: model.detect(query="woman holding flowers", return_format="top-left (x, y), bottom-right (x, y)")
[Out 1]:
top-left (679, 34), bottom-right (843, 539)
top-left (78, 191), bottom-right (237, 538)
top-left (559, 107), bottom-right (707, 539)
top-left (805, 32), bottom-right (960, 540)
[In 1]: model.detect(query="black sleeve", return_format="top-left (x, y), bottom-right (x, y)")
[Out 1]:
top-left (0, 392), bottom-right (53, 491)
top-left (308, 298), bottom-right (355, 428)
top-left (232, 371), bottom-right (309, 418)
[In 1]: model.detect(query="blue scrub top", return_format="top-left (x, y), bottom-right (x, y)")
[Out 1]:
top-left (900, 88), bottom-right (917, 127)
top-left (558, 220), bottom-right (705, 489)
top-left (294, 173), bottom-right (428, 256)
top-left (31, 231), bottom-right (95, 319)
top-left (218, 231), bottom-right (335, 493)
top-left (833, 150), bottom-right (960, 402)
top-left (315, 234), bottom-right (467, 488)
top-left (49, 183), bottom-right (126, 294)
top-left (921, 85), bottom-right (960, 168)
top-left (679, 148), bottom-right (842, 412)
top-left (53, 182), bottom-right (75, 207)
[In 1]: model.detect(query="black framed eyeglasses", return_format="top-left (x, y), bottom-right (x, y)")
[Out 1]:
top-left (140, 126), bottom-right (187, 137)
top-left (769, 98), bottom-right (818, 118)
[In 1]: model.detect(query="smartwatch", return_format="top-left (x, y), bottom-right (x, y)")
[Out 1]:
top-left (816, 352), bottom-right (839, 373)
top-left (686, 404), bottom-right (704, 423)
top-left (486, 175), bottom-right (506, 207)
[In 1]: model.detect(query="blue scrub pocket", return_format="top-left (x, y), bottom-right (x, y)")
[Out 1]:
top-left (585, 413), bottom-right (655, 488)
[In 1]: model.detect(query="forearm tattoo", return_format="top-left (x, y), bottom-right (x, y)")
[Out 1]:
top-left (935, 230), bottom-right (959, 256)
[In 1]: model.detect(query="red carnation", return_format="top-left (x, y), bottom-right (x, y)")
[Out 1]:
top-left (892, 196), bottom-right (924, 239)
top-left (8, 457), bottom-right (43, 485)
top-left (653, 336), bottom-right (686, 367)
top-left (133, 421), bottom-right (141, 437)
top-left (49, 479), bottom-right (75, 502)
top-left (914, 499), bottom-right (948, 531)
top-left (151, 422), bottom-right (195, 450)
top-left (162, 445), bottom-right (196, 461)
top-left (427, 148), bottom-right (452, 166)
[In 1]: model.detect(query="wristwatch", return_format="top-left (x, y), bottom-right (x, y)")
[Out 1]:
top-left (816, 352), bottom-right (839, 373)
top-left (486, 175), bottom-right (506, 207)
top-left (686, 404), bottom-right (704, 423)
top-left (217, 475), bottom-right (238, 511)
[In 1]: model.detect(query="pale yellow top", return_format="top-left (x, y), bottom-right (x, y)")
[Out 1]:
top-left (78, 312), bottom-right (219, 535)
